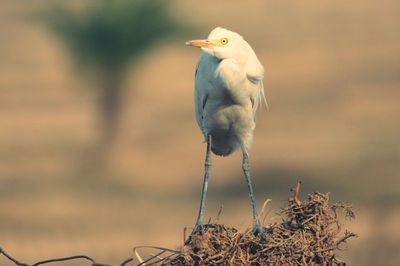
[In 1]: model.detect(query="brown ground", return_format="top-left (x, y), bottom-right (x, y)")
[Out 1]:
top-left (1, 183), bottom-right (357, 266)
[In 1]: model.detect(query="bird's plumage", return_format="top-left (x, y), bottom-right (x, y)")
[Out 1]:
top-left (193, 27), bottom-right (266, 156)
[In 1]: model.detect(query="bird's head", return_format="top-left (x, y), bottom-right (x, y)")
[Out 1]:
top-left (186, 27), bottom-right (251, 63)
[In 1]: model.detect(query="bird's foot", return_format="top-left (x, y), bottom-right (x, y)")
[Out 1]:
top-left (253, 223), bottom-right (269, 242)
top-left (184, 222), bottom-right (204, 245)
top-left (192, 222), bottom-right (204, 234)
top-left (252, 223), bottom-right (264, 235)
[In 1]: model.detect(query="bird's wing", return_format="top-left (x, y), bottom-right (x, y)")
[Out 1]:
top-left (247, 72), bottom-right (268, 117)
top-left (245, 52), bottom-right (267, 116)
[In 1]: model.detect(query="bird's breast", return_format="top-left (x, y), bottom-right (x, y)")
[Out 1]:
top-left (203, 104), bottom-right (255, 156)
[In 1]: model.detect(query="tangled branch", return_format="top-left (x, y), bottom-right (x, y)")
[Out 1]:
top-left (0, 247), bottom-right (113, 266)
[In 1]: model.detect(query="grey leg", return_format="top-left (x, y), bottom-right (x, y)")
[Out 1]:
top-left (194, 135), bottom-right (212, 231)
top-left (242, 152), bottom-right (263, 234)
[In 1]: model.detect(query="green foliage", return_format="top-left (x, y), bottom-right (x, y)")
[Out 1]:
top-left (46, 0), bottom-right (183, 72)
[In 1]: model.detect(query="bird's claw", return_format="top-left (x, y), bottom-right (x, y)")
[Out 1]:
top-left (192, 223), bottom-right (204, 234)
top-left (185, 223), bottom-right (204, 245)
top-left (252, 223), bottom-right (264, 235)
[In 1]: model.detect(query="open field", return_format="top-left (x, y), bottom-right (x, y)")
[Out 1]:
top-left (1, 0), bottom-right (400, 265)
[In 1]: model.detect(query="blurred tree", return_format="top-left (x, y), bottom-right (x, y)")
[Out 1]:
top-left (45, 0), bottom-right (184, 150)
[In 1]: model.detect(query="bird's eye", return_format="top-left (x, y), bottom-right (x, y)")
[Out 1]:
top-left (220, 38), bottom-right (229, 45)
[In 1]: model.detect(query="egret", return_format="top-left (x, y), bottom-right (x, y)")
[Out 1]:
top-left (186, 27), bottom-right (267, 234)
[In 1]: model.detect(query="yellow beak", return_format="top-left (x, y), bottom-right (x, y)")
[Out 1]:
top-left (185, 39), bottom-right (214, 48)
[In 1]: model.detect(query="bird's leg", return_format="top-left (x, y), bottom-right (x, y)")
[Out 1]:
top-left (193, 135), bottom-right (212, 232)
top-left (242, 152), bottom-right (263, 234)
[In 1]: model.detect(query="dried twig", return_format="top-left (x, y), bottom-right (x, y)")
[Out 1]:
top-left (0, 248), bottom-right (110, 266)
top-left (0, 247), bottom-right (29, 266)
top-left (291, 180), bottom-right (302, 206)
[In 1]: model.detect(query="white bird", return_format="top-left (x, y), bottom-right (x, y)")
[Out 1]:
top-left (186, 27), bottom-right (267, 234)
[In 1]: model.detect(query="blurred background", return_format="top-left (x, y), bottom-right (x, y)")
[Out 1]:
top-left (1, 0), bottom-right (399, 265)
